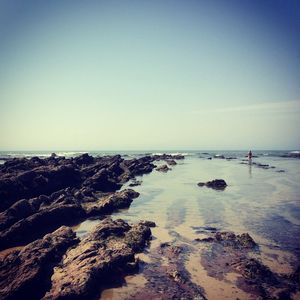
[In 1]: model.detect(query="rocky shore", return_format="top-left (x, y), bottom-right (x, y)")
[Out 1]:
top-left (0, 153), bottom-right (182, 299)
top-left (1, 152), bottom-right (299, 299)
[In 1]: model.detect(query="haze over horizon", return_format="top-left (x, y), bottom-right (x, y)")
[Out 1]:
top-left (1, 0), bottom-right (300, 151)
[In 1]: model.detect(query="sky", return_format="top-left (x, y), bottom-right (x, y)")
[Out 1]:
top-left (0, 0), bottom-right (300, 150)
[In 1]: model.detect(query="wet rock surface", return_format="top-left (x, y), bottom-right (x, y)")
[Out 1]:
top-left (0, 203), bottom-right (84, 250)
top-left (128, 179), bottom-right (142, 187)
top-left (0, 154), bottom-right (158, 212)
top-left (281, 152), bottom-right (300, 158)
top-left (0, 154), bottom-right (160, 247)
top-left (165, 159), bottom-right (177, 166)
top-left (125, 227), bottom-right (300, 300)
top-left (0, 153), bottom-right (189, 299)
top-left (195, 230), bottom-right (300, 299)
top-left (197, 179), bottom-right (227, 190)
top-left (240, 160), bottom-right (279, 171)
top-left (3, 152), bottom-right (298, 299)
top-left (156, 164), bottom-right (172, 172)
top-left (82, 189), bottom-right (140, 217)
top-left (127, 242), bottom-right (206, 300)
top-left (43, 218), bottom-right (152, 300)
top-left (0, 154), bottom-right (163, 299)
top-left (0, 218), bottom-right (153, 300)
top-left (152, 154), bottom-right (185, 161)
top-left (0, 226), bottom-right (79, 300)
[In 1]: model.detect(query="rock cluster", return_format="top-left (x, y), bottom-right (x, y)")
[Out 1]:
top-left (0, 153), bottom-right (186, 299)
top-left (0, 226), bottom-right (78, 300)
top-left (194, 230), bottom-right (300, 298)
top-left (197, 179), bottom-right (227, 190)
top-left (0, 153), bottom-right (187, 299)
top-left (43, 218), bottom-right (151, 299)
top-left (0, 218), bottom-right (153, 300)
top-left (0, 154), bottom-right (158, 248)
top-left (156, 164), bottom-right (172, 172)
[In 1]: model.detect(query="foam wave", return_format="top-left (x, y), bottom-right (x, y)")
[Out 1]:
top-left (151, 152), bottom-right (189, 156)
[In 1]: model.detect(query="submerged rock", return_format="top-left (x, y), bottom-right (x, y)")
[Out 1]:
top-left (0, 226), bottom-right (78, 300)
top-left (213, 154), bottom-right (225, 159)
top-left (197, 179), bottom-right (227, 190)
top-left (165, 159), bottom-right (177, 166)
top-left (156, 164), bottom-right (172, 172)
top-left (129, 179), bottom-right (142, 187)
top-left (139, 220), bottom-right (156, 227)
top-left (215, 232), bottom-right (257, 249)
top-left (131, 242), bottom-right (206, 299)
top-left (152, 154), bottom-right (185, 161)
top-left (285, 151), bottom-right (300, 158)
top-left (195, 231), bottom-right (299, 298)
top-left (43, 218), bottom-right (152, 300)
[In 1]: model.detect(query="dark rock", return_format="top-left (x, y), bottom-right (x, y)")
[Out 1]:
top-left (287, 152), bottom-right (300, 158)
top-left (0, 154), bottom-right (157, 212)
top-left (197, 179), bottom-right (227, 190)
top-left (213, 154), bottom-right (225, 159)
top-left (0, 154), bottom-right (157, 251)
top-left (0, 199), bottom-right (36, 231)
top-left (203, 226), bottom-right (217, 231)
top-left (129, 179), bottom-right (142, 187)
top-left (156, 164), bottom-right (172, 172)
top-left (83, 189), bottom-right (139, 217)
top-left (0, 164), bottom-right (81, 211)
top-left (240, 258), bottom-right (277, 283)
top-left (0, 204), bottom-right (85, 249)
top-left (43, 218), bottom-right (151, 300)
top-left (255, 163), bottom-right (270, 169)
top-left (83, 168), bottom-right (121, 192)
top-left (194, 237), bottom-right (214, 243)
top-left (160, 242), bottom-right (171, 248)
top-left (165, 159), bottom-right (177, 166)
top-left (120, 156), bottom-right (156, 178)
top-left (134, 242), bottom-right (205, 299)
top-left (0, 226), bottom-right (79, 300)
top-left (74, 153), bottom-right (94, 165)
top-left (139, 220), bottom-right (156, 227)
top-left (153, 154), bottom-right (185, 160)
top-left (215, 232), bottom-right (257, 249)
top-left (198, 231), bottom-right (282, 298)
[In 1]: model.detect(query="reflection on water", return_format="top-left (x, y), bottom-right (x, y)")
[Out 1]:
top-left (74, 155), bottom-right (300, 299)
top-left (248, 160), bottom-right (252, 178)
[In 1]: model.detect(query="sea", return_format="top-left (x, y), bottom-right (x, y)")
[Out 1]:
top-left (1, 150), bottom-right (299, 298)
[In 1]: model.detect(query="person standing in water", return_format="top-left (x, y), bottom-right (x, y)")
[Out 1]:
top-left (248, 150), bottom-right (253, 161)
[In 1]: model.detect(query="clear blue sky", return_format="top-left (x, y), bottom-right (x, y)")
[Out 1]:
top-left (0, 0), bottom-right (299, 150)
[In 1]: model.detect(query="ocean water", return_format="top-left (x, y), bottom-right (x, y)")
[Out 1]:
top-left (1, 150), bottom-right (299, 254)
top-left (1, 150), bottom-right (300, 298)
top-left (73, 151), bottom-right (300, 298)
top-left (0, 149), bottom-right (299, 160)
